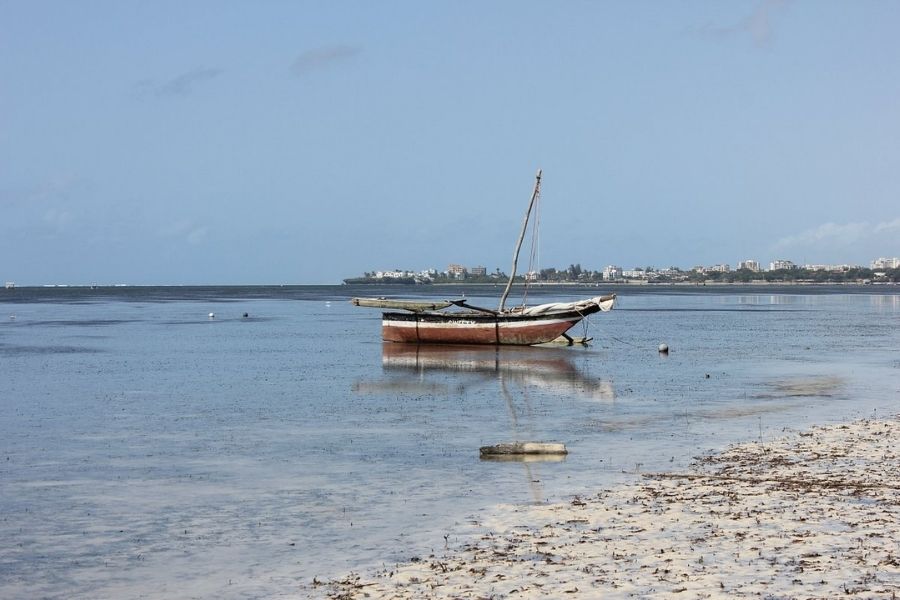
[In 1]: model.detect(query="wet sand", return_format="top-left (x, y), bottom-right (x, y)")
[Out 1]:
top-left (320, 417), bottom-right (900, 598)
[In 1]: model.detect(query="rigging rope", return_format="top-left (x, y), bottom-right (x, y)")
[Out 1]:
top-left (521, 183), bottom-right (541, 307)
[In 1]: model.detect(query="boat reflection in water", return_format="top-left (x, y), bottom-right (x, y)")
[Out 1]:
top-left (354, 343), bottom-right (616, 503)
top-left (374, 343), bottom-right (615, 402)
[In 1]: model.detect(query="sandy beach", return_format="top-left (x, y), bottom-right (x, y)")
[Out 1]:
top-left (319, 417), bottom-right (900, 599)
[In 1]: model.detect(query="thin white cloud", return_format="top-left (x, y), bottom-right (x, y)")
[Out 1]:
top-left (291, 45), bottom-right (361, 77)
top-left (158, 219), bottom-right (193, 237)
top-left (694, 0), bottom-right (791, 47)
top-left (43, 208), bottom-right (74, 232)
top-left (186, 226), bottom-right (208, 245)
top-left (136, 67), bottom-right (223, 98)
top-left (773, 218), bottom-right (900, 256)
top-left (26, 175), bottom-right (90, 205)
top-left (159, 219), bottom-right (209, 245)
top-left (874, 218), bottom-right (900, 234)
top-left (5, 175), bottom-right (89, 234)
top-left (774, 221), bottom-right (868, 249)
top-left (161, 67), bottom-right (222, 96)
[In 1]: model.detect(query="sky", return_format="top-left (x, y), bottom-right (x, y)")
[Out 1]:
top-left (2, 0), bottom-right (899, 285)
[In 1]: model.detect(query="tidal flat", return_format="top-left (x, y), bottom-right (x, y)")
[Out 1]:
top-left (1, 285), bottom-right (898, 598)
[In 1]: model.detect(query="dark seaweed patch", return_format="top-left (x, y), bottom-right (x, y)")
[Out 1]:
top-left (21, 319), bottom-right (136, 327)
top-left (0, 344), bottom-right (104, 355)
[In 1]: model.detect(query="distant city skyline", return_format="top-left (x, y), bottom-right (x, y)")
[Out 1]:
top-left (2, 2), bottom-right (899, 285)
top-left (347, 256), bottom-right (900, 286)
top-left (364, 255), bottom-right (900, 276)
top-left (6, 254), bottom-right (900, 287)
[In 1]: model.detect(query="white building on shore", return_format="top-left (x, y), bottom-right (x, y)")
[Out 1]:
top-left (602, 265), bottom-right (622, 281)
top-left (871, 257), bottom-right (900, 269)
top-left (803, 264), bottom-right (857, 272)
top-left (622, 268), bottom-right (648, 279)
top-left (447, 264), bottom-right (467, 279)
top-left (769, 259), bottom-right (797, 271)
top-left (375, 269), bottom-right (414, 279)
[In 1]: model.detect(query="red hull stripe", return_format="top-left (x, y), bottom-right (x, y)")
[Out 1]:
top-left (382, 316), bottom-right (582, 345)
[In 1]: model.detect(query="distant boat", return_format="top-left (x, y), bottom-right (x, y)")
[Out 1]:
top-left (4, 282), bottom-right (14, 289)
top-left (352, 170), bottom-right (615, 345)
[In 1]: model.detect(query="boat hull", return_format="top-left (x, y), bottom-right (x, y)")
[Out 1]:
top-left (382, 306), bottom-right (599, 345)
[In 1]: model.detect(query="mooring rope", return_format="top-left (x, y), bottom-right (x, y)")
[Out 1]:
top-left (609, 335), bottom-right (641, 348)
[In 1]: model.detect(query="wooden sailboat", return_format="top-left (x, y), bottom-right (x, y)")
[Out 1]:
top-left (352, 170), bottom-right (615, 345)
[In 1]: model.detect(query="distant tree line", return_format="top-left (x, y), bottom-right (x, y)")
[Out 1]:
top-left (681, 267), bottom-right (900, 284)
top-left (345, 266), bottom-right (900, 285)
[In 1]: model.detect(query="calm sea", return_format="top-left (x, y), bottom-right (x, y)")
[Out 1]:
top-left (2, 284), bottom-right (899, 598)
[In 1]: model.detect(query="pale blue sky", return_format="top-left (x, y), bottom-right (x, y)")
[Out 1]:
top-left (2, 1), bottom-right (898, 284)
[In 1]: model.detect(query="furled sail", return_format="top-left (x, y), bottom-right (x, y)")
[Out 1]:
top-left (519, 295), bottom-right (616, 316)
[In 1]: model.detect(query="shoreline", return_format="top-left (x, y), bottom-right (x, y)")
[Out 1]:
top-left (428, 280), bottom-right (897, 287)
top-left (319, 416), bottom-right (900, 598)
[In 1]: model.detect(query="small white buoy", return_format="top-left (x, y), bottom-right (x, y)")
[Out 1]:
top-left (9, 314), bottom-right (15, 321)
top-left (208, 312), bottom-right (215, 319)
top-left (658, 343), bottom-right (669, 354)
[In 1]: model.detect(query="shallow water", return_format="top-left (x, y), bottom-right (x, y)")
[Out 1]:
top-left (1, 285), bottom-right (899, 598)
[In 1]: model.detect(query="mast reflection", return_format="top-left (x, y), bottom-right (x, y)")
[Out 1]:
top-left (353, 343), bottom-right (615, 504)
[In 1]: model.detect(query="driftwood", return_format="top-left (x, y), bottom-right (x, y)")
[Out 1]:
top-left (479, 442), bottom-right (568, 457)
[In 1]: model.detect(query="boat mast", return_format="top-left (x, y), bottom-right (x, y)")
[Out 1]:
top-left (499, 169), bottom-right (542, 312)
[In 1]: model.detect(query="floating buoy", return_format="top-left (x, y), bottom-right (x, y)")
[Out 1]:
top-left (658, 343), bottom-right (669, 354)
top-left (208, 312), bottom-right (215, 319)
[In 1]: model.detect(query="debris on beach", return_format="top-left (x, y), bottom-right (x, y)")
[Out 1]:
top-left (321, 417), bottom-right (900, 599)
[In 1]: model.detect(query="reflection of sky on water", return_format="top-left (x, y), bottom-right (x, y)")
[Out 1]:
top-left (870, 293), bottom-right (900, 311)
top-left (1, 288), bottom-right (898, 598)
top-left (736, 294), bottom-right (808, 306)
